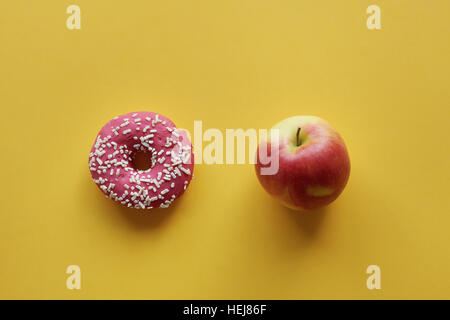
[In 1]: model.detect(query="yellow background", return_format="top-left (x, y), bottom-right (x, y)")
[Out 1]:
top-left (1, 0), bottom-right (449, 299)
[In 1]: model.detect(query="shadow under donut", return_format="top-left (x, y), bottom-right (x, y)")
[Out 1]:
top-left (83, 172), bottom-right (182, 231)
top-left (115, 196), bottom-right (183, 230)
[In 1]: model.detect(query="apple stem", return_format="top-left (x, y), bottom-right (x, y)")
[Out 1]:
top-left (296, 127), bottom-right (301, 146)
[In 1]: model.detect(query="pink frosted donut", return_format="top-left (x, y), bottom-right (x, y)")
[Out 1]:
top-left (89, 111), bottom-right (194, 209)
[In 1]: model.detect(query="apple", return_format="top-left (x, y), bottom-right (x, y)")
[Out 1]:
top-left (255, 116), bottom-right (350, 211)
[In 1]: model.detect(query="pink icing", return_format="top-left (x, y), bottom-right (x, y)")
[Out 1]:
top-left (88, 111), bottom-right (194, 209)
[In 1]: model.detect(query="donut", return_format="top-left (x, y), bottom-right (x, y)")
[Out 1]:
top-left (89, 111), bottom-right (194, 209)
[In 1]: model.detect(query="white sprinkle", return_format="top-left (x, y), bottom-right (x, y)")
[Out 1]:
top-left (171, 183), bottom-right (175, 188)
top-left (182, 153), bottom-right (191, 164)
top-left (160, 189), bottom-right (169, 195)
top-left (123, 129), bottom-right (131, 135)
top-left (140, 134), bottom-right (154, 142)
top-left (124, 184), bottom-right (129, 189)
top-left (97, 158), bottom-right (103, 165)
top-left (132, 113), bottom-right (138, 117)
top-left (179, 166), bottom-right (191, 175)
top-left (95, 149), bottom-right (106, 157)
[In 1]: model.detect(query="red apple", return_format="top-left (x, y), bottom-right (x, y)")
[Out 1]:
top-left (255, 116), bottom-right (350, 211)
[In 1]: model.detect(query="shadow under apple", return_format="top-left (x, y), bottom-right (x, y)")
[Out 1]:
top-left (262, 189), bottom-right (330, 239)
top-left (282, 205), bottom-right (329, 237)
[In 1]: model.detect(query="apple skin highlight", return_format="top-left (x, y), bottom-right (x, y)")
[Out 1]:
top-left (255, 116), bottom-right (351, 211)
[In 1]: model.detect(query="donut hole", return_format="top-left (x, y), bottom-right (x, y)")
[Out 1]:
top-left (132, 150), bottom-right (154, 171)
